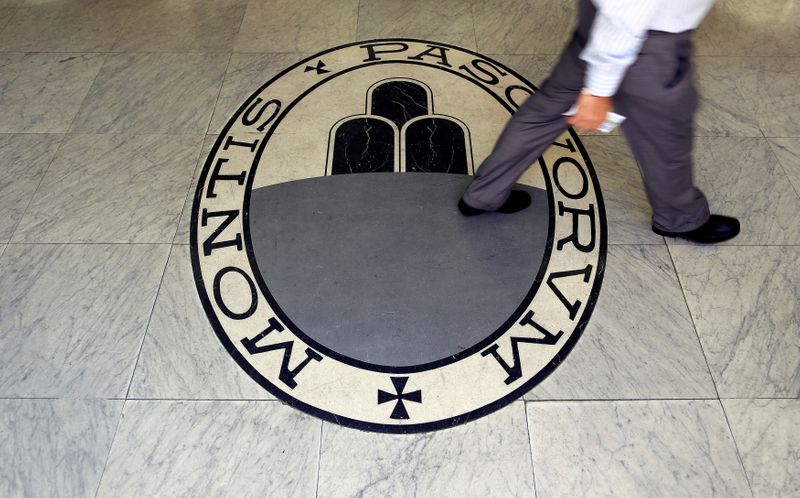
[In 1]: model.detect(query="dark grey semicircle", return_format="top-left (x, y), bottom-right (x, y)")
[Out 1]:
top-left (248, 172), bottom-right (550, 368)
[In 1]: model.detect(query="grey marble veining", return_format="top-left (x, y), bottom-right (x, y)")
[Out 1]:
top-left (748, 57), bottom-right (800, 138)
top-left (0, 134), bottom-right (62, 243)
top-left (0, 52), bottom-right (105, 133)
top-left (525, 245), bottom-right (716, 401)
top-left (0, 399), bottom-right (123, 498)
top-left (13, 134), bottom-right (202, 243)
top-left (769, 138), bottom-right (800, 195)
top-left (694, 57), bottom-right (763, 137)
top-left (209, 54), bottom-right (309, 134)
top-left (111, 0), bottom-right (247, 53)
top-left (96, 400), bottom-right (320, 497)
top-left (674, 137), bottom-right (800, 246)
top-left (357, 0), bottom-right (477, 50)
top-left (69, 52), bottom-right (229, 134)
top-left (174, 135), bottom-right (217, 244)
top-left (723, 399), bottom-right (800, 498)
top-left (527, 400), bottom-right (752, 497)
top-left (0, 243), bottom-right (170, 397)
top-left (671, 246), bottom-right (800, 398)
top-left (473, 0), bottom-right (576, 55)
top-left (0, 0), bottom-right (130, 52)
top-left (695, 0), bottom-right (800, 57)
top-left (234, 0), bottom-right (358, 53)
top-left (317, 402), bottom-right (535, 497)
top-left (129, 246), bottom-right (273, 400)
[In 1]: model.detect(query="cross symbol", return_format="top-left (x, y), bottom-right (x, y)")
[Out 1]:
top-left (377, 376), bottom-right (422, 420)
top-left (304, 60), bottom-right (330, 75)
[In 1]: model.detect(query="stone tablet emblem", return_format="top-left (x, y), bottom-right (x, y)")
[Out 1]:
top-left (191, 39), bottom-right (606, 433)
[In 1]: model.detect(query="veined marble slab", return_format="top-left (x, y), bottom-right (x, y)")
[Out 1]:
top-left (129, 246), bottom-right (274, 400)
top-left (317, 402), bottom-right (535, 497)
top-left (525, 244), bottom-right (716, 400)
top-left (13, 134), bottom-right (202, 244)
top-left (0, 243), bottom-right (169, 397)
top-left (96, 400), bottom-right (320, 497)
top-left (0, 399), bottom-right (123, 498)
top-left (527, 400), bottom-right (752, 497)
top-left (671, 245), bottom-right (800, 398)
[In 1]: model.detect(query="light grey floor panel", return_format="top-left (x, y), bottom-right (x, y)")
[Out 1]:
top-left (96, 400), bottom-right (320, 498)
top-left (527, 400), bottom-right (752, 497)
top-left (317, 401), bottom-right (535, 497)
top-left (129, 246), bottom-right (273, 400)
top-left (0, 243), bottom-right (169, 398)
top-left (0, 399), bottom-right (123, 498)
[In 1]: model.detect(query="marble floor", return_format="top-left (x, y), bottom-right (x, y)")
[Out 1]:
top-left (1, 0), bottom-right (799, 497)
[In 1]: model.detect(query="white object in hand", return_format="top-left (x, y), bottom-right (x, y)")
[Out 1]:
top-left (562, 105), bottom-right (626, 133)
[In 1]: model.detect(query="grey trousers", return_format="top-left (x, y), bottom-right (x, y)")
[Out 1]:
top-left (462, 0), bottom-right (710, 232)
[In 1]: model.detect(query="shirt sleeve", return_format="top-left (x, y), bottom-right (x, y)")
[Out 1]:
top-left (580, 0), bottom-right (661, 97)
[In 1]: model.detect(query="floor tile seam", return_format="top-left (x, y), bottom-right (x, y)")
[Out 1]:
top-left (5, 133), bottom-right (68, 244)
top-left (64, 50), bottom-right (110, 135)
top-left (717, 398), bottom-right (757, 498)
top-left (204, 52), bottom-right (234, 136)
top-left (92, 398), bottom-right (127, 498)
top-left (314, 421), bottom-right (324, 498)
top-left (768, 141), bottom-right (800, 200)
top-left (5, 241), bottom-right (175, 246)
top-left (122, 244), bottom-right (174, 400)
top-left (523, 397), bottom-right (722, 404)
top-left (665, 243), bottom-right (723, 402)
top-left (469, 1), bottom-right (479, 57)
top-left (522, 401), bottom-right (539, 498)
top-left (0, 49), bottom-right (239, 55)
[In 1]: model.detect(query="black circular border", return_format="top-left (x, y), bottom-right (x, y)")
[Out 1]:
top-left (191, 38), bottom-right (608, 433)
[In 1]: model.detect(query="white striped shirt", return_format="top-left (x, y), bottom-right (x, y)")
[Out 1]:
top-left (581, 0), bottom-right (715, 97)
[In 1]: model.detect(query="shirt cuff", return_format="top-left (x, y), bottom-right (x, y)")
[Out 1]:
top-left (583, 63), bottom-right (627, 97)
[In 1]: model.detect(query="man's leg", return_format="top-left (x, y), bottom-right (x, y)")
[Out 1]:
top-left (461, 35), bottom-right (595, 211)
top-left (614, 34), bottom-right (710, 233)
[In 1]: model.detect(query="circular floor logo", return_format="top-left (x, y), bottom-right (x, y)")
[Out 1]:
top-left (191, 39), bottom-right (606, 432)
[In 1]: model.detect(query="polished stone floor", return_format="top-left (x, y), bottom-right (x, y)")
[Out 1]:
top-left (0, 0), bottom-right (799, 496)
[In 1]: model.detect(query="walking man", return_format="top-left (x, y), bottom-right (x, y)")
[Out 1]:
top-left (459, 0), bottom-right (740, 244)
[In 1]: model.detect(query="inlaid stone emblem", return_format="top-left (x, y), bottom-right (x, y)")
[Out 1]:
top-left (191, 39), bottom-right (607, 433)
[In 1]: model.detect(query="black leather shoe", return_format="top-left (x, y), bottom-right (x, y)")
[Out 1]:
top-left (653, 214), bottom-right (740, 243)
top-left (458, 190), bottom-right (531, 216)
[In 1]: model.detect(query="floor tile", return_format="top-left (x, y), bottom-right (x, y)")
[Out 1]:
top-left (0, 0), bottom-right (130, 52)
top-left (525, 245), bottom-right (715, 400)
top-left (357, 0), bottom-right (477, 49)
top-left (485, 54), bottom-right (556, 88)
top-left (234, 0), bottom-right (358, 53)
top-left (209, 53), bottom-right (308, 134)
top-left (112, 0), bottom-right (247, 53)
top-left (0, 6), bottom-right (18, 33)
top-left (70, 52), bottom-right (229, 134)
top-left (675, 137), bottom-right (800, 246)
top-left (0, 52), bottom-right (105, 133)
top-left (13, 134), bottom-right (202, 243)
top-left (317, 402), bottom-right (535, 497)
top-left (748, 57), bottom-right (800, 138)
top-left (769, 138), bottom-right (800, 195)
top-left (96, 400), bottom-right (320, 497)
top-left (694, 57), bottom-right (763, 137)
top-left (0, 399), bottom-right (123, 498)
top-left (473, 0), bottom-right (576, 55)
top-left (671, 246), bottom-right (800, 398)
top-left (0, 243), bottom-right (169, 397)
top-left (580, 136), bottom-right (665, 244)
top-left (129, 246), bottom-right (272, 399)
top-left (723, 399), bottom-right (800, 498)
top-left (0, 134), bottom-right (62, 243)
top-left (174, 135), bottom-right (216, 244)
top-left (527, 400), bottom-right (752, 497)
top-left (695, 0), bottom-right (800, 57)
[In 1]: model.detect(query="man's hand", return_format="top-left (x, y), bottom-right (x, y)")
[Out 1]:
top-left (566, 94), bottom-right (612, 131)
